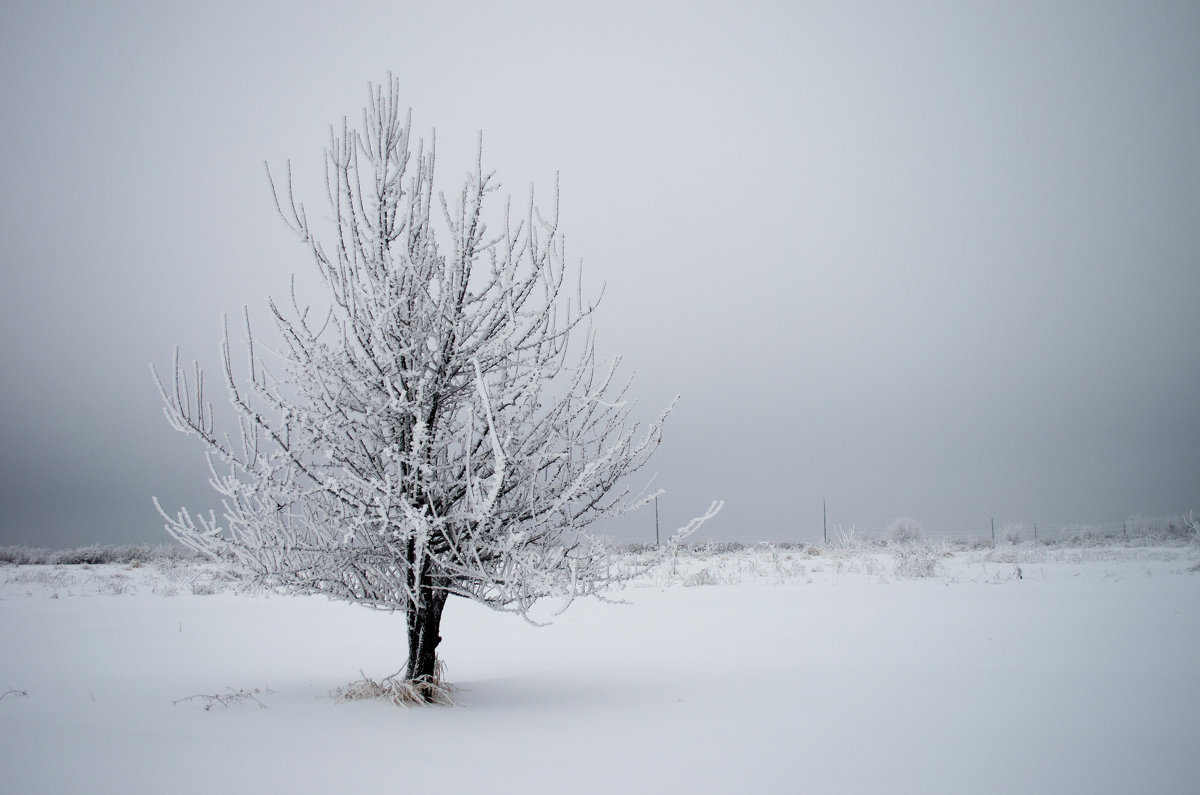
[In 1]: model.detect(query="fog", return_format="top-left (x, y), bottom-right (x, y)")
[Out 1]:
top-left (2, 0), bottom-right (1197, 547)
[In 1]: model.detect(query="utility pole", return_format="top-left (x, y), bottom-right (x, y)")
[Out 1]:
top-left (655, 495), bottom-right (660, 546)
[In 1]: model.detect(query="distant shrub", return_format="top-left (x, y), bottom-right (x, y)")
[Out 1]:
top-left (1001, 522), bottom-right (1023, 545)
top-left (1127, 514), bottom-right (1198, 542)
top-left (0, 547), bottom-right (43, 565)
top-left (699, 541), bottom-right (747, 554)
top-left (957, 536), bottom-right (993, 551)
top-left (887, 517), bottom-right (923, 544)
top-left (0, 544), bottom-right (204, 566)
top-left (1060, 524), bottom-right (1101, 544)
top-left (54, 545), bottom-right (110, 565)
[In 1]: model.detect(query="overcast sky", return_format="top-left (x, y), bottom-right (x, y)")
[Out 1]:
top-left (1, 0), bottom-right (1197, 548)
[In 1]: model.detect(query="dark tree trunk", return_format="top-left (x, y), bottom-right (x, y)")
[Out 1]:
top-left (404, 577), bottom-right (448, 699)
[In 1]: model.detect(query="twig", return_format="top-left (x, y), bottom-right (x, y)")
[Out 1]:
top-left (173, 687), bottom-right (271, 710)
top-left (1, 688), bottom-right (28, 700)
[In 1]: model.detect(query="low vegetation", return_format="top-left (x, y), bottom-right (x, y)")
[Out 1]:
top-left (3, 515), bottom-right (1194, 594)
top-left (0, 544), bottom-right (204, 566)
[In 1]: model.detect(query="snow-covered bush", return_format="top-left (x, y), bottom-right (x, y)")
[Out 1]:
top-left (54, 545), bottom-right (122, 565)
top-left (683, 567), bottom-right (720, 587)
top-left (698, 541), bottom-right (748, 555)
top-left (0, 547), bottom-right (38, 565)
top-left (887, 517), bottom-right (923, 544)
top-left (892, 545), bottom-right (938, 578)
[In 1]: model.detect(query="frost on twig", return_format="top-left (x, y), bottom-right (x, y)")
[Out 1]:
top-left (173, 687), bottom-right (272, 711)
top-left (664, 500), bottom-right (725, 577)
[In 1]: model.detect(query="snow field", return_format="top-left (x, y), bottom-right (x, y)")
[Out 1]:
top-left (2, 543), bottom-right (1198, 794)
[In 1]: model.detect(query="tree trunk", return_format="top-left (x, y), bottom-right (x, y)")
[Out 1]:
top-left (404, 578), bottom-right (448, 699)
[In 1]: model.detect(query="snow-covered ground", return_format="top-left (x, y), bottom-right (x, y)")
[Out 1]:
top-left (2, 541), bottom-right (1198, 794)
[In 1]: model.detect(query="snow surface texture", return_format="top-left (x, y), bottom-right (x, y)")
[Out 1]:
top-left (2, 541), bottom-right (1198, 794)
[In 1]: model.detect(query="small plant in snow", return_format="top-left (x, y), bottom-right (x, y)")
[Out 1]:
top-left (663, 510), bottom-right (717, 578)
top-left (682, 567), bottom-right (719, 587)
top-left (887, 517), bottom-right (923, 544)
top-left (829, 525), bottom-right (863, 552)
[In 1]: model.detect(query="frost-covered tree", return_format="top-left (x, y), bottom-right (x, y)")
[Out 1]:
top-left (154, 78), bottom-right (718, 701)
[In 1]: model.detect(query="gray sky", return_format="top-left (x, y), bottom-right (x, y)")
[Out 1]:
top-left (2, 0), bottom-right (1197, 548)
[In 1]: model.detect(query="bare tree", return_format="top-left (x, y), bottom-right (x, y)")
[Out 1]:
top-left (153, 77), bottom-right (718, 701)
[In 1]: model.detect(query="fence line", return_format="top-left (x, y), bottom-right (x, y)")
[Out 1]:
top-left (676, 513), bottom-right (1197, 546)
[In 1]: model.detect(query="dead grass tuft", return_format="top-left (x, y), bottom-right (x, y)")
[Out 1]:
top-left (334, 662), bottom-right (456, 707)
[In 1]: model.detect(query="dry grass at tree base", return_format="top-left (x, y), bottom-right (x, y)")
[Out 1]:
top-left (334, 662), bottom-right (456, 707)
